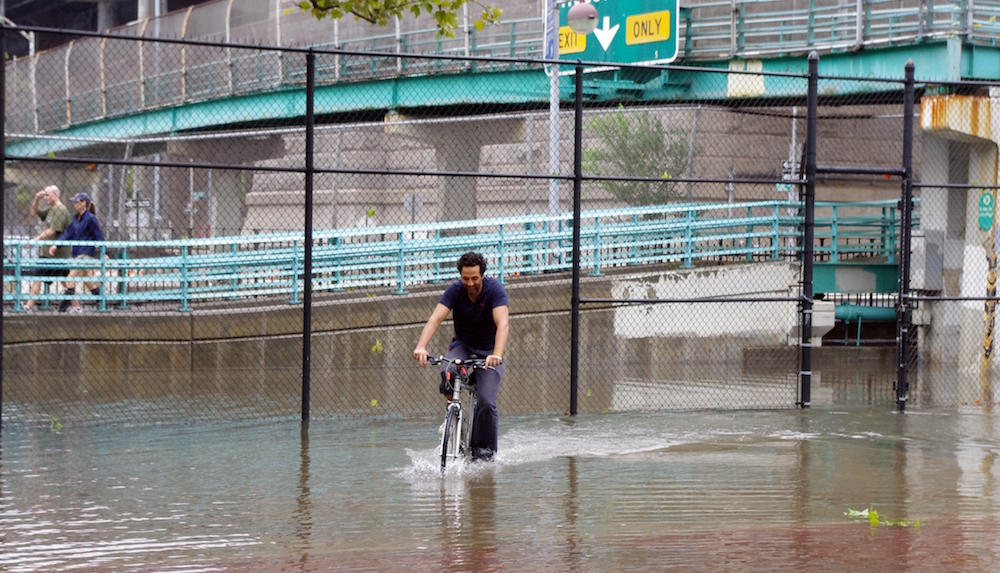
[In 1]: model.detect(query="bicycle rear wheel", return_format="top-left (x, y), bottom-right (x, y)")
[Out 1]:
top-left (440, 406), bottom-right (460, 474)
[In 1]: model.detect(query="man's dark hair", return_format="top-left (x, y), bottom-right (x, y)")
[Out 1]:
top-left (457, 251), bottom-right (487, 275)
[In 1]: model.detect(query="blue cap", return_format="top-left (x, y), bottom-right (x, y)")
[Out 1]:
top-left (70, 192), bottom-right (92, 203)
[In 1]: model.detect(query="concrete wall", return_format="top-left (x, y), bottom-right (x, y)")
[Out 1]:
top-left (2, 262), bottom-right (807, 422)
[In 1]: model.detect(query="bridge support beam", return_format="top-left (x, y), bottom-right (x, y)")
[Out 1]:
top-left (920, 90), bottom-right (1000, 405)
top-left (384, 113), bottom-right (526, 230)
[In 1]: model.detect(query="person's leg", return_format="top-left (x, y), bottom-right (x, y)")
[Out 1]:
top-left (25, 279), bottom-right (42, 310)
top-left (469, 362), bottom-right (503, 461)
top-left (59, 269), bottom-right (79, 312)
top-left (82, 269), bottom-right (100, 303)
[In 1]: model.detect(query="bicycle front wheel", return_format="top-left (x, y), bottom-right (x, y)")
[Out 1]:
top-left (440, 406), bottom-right (460, 474)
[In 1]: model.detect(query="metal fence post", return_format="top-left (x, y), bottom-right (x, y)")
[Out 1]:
top-left (302, 50), bottom-right (315, 421)
top-left (800, 52), bottom-right (818, 409)
top-left (896, 59), bottom-right (915, 412)
top-left (1, 24), bottom-right (6, 432)
top-left (570, 61), bottom-right (584, 416)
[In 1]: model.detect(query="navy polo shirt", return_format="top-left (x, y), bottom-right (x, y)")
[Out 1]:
top-left (439, 275), bottom-right (508, 352)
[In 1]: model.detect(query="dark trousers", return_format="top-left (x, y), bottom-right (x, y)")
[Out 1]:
top-left (443, 342), bottom-right (503, 459)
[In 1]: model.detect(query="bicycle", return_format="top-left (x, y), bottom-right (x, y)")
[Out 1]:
top-left (426, 354), bottom-right (489, 474)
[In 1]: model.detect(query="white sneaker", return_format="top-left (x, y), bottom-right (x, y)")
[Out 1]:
top-left (67, 306), bottom-right (83, 314)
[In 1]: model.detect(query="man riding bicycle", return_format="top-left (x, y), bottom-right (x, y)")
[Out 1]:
top-left (413, 252), bottom-right (509, 462)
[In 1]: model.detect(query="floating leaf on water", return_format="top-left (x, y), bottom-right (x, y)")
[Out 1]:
top-left (845, 508), bottom-right (869, 518)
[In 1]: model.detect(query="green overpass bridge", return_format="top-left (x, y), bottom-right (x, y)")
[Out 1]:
top-left (3, 0), bottom-right (1000, 158)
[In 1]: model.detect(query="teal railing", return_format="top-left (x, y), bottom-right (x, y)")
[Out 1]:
top-left (3, 199), bottom-right (914, 312)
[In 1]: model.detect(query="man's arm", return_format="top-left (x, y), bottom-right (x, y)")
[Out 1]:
top-left (413, 303), bottom-right (451, 367)
top-left (30, 191), bottom-right (45, 218)
top-left (47, 226), bottom-right (70, 257)
top-left (486, 305), bottom-right (509, 368)
top-left (26, 227), bottom-right (57, 250)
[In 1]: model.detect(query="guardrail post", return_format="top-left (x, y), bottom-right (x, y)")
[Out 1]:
top-left (855, 0), bottom-right (865, 48)
top-left (228, 243), bottom-right (238, 299)
top-left (808, 0), bottom-right (816, 45)
top-left (683, 209), bottom-right (695, 268)
top-left (771, 204), bottom-right (781, 260)
top-left (10, 248), bottom-right (24, 312)
top-left (591, 217), bottom-right (603, 276)
top-left (394, 232), bottom-right (408, 294)
top-left (332, 236), bottom-right (343, 290)
top-left (178, 245), bottom-right (192, 312)
top-left (630, 213), bottom-right (639, 264)
top-left (831, 205), bottom-right (839, 261)
top-left (746, 206), bottom-right (754, 262)
top-left (498, 224), bottom-right (506, 283)
top-left (681, 7), bottom-right (693, 58)
top-left (883, 205), bottom-right (893, 263)
top-left (117, 247), bottom-right (130, 309)
top-left (97, 246), bottom-right (109, 312)
top-left (290, 239), bottom-right (301, 304)
top-left (432, 230), bottom-right (442, 282)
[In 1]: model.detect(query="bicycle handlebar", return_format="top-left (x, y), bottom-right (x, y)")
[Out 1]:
top-left (426, 355), bottom-right (497, 368)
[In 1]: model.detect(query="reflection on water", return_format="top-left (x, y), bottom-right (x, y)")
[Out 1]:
top-left (1, 407), bottom-right (999, 572)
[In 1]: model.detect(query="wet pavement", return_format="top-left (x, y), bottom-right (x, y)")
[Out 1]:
top-left (1, 405), bottom-right (998, 572)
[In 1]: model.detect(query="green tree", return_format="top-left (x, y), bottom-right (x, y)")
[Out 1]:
top-left (583, 109), bottom-right (690, 206)
top-left (295, 0), bottom-right (502, 37)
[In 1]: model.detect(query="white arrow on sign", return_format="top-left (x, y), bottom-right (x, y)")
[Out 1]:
top-left (593, 16), bottom-right (619, 52)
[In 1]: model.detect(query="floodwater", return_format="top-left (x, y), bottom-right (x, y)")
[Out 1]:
top-left (1, 407), bottom-right (999, 572)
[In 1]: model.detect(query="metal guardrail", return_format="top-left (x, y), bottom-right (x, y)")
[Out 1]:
top-left (4, 0), bottom-right (999, 136)
top-left (2, 199), bottom-right (914, 312)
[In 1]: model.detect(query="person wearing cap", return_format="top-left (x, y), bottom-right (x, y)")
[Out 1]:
top-left (48, 191), bottom-right (106, 313)
top-left (21, 186), bottom-right (72, 312)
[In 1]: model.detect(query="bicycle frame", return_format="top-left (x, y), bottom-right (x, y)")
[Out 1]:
top-left (430, 355), bottom-right (483, 474)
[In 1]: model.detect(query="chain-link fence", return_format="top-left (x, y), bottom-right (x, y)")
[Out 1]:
top-left (3, 26), bottom-right (997, 427)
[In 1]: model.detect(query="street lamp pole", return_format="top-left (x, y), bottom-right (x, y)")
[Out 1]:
top-left (544, 1), bottom-right (561, 266)
top-left (545, 1), bottom-right (598, 267)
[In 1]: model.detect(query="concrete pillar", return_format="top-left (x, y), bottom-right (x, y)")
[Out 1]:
top-left (384, 113), bottom-right (526, 230)
top-left (164, 135), bottom-right (285, 238)
top-left (920, 93), bottom-right (1000, 403)
top-left (96, 1), bottom-right (115, 32)
top-left (137, 0), bottom-right (158, 21)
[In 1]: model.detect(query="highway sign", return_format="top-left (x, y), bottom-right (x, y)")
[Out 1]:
top-left (556, 0), bottom-right (679, 66)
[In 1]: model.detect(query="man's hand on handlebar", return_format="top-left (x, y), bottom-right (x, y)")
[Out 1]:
top-left (413, 347), bottom-right (429, 368)
top-left (485, 354), bottom-right (503, 368)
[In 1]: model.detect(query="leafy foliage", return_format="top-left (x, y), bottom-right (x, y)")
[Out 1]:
top-left (845, 507), bottom-right (919, 528)
top-left (293, 0), bottom-right (503, 37)
top-left (583, 108), bottom-right (690, 207)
